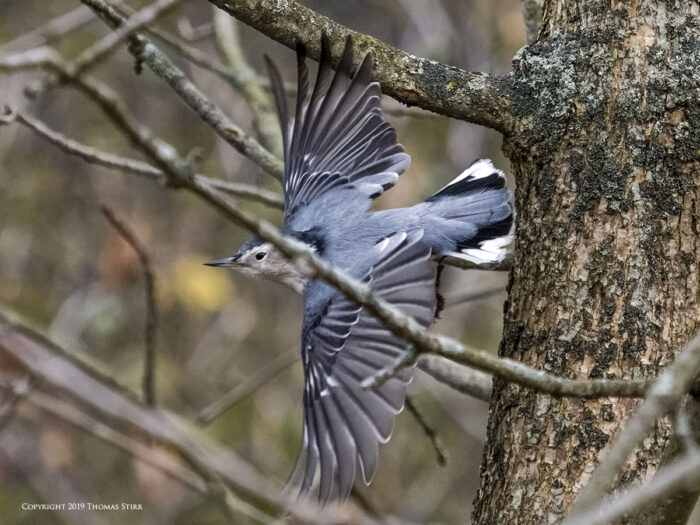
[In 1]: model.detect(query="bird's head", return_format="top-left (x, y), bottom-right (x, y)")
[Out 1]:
top-left (205, 236), bottom-right (306, 294)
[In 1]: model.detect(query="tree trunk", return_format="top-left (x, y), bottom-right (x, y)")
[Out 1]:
top-left (473, 1), bottom-right (700, 523)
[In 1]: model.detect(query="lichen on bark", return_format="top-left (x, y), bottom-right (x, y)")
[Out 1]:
top-left (473, 1), bottom-right (700, 523)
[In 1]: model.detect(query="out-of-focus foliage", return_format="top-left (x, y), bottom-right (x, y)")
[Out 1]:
top-left (0, 1), bottom-right (527, 523)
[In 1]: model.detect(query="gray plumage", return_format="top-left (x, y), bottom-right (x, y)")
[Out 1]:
top-left (206, 33), bottom-right (514, 504)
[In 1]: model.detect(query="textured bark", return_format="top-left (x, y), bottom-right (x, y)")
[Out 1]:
top-left (473, 1), bottom-right (700, 523)
top-left (627, 396), bottom-right (700, 525)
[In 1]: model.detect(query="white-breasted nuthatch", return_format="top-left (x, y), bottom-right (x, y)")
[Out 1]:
top-left (206, 33), bottom-right (514, 504)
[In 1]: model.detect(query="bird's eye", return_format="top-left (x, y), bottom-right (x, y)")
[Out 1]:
top-left (255, 251), bottom-right (267, 261)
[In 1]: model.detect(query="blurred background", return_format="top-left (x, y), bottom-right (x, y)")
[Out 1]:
top-left (0, 1), bottom-right (526, 523)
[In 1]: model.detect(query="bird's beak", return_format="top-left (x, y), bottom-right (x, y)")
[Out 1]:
top-left (204, 256), bottom-right (240, 267)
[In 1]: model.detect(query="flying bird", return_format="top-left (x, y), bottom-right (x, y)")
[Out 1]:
top-left (206, 33), bottom-right (514, 503)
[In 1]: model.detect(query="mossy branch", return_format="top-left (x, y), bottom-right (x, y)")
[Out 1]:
top-left (207, 0), bottom-right (518, 135)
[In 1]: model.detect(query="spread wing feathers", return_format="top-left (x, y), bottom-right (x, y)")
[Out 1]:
top-left (288, 231), bottom-right (437, 504)
top-left (264, 33), bottom-right (411, 222)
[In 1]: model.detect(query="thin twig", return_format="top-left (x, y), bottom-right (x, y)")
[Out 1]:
top-left (29, 0), bottom-right (187, 95)
top-left (404, 395), bottom-right (447, 467)
top-left (0, 376), bottom-right (30, 432)
top-left (417, 355), bottom-right (492, 402)
top-left (0, 373), bottom-right (277, 524)
top-left (0, 6), bottom-right (94, 51)
top-left (212, 7), bottom-right (281, 155)
top-left (570, 331), bottom-right (700, 517)
top-left (563, 451), bottom-right (700, 525)
top-left (72, 0), bottom-right (187, 78)
top-left (197, 349), bottom-right (299, 425)
top-left (80, 0), bottom-right (284, 181)
top-left (109, 1), bottom-right (246, 91)
top-left (177, 18), bottom-right (214, 42)
top-left (3, 107), bottom-right (284, 208)
top-left (674, 406), bottom-right (698, 453)
top-left (99, 205), bottom-right (158, 406)
top-left (0, 307), bottom-right (353, 524)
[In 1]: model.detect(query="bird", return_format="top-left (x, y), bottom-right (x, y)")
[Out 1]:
top-left (206, 33), bottom-right (514, 504)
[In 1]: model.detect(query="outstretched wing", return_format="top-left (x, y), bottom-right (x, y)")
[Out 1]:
top-left (289, 231), bottom-right (437, 503)
top-left (264, 33), bottom-right (411, 223)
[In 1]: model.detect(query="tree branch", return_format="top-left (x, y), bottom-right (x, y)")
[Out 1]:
top-left (570, 331), bottom-right (700, 517)
top-left (626, 397), bottom-right (700, 525)
top-left (79, 0), bottom-right (284, 180)
top-left (197, 349), bottom-right (298, 425)
top-left (212, 7), bottom-right (282, 155)
top-left (99, 205), bottom-right (158, 406)
top-left (72, 0), bottom-right (186, 78)
top-left (1, 108), bottom-right (284, 208)
top-left (207, 0), bottom-right (518, 135)
top-left (0, 306), bottom-right (353, 524)
top-left (0, 6), bottom-right (94, 51)
top-left (404, 395), bottom-right (447, 467)
top-left (417, 355), bottom-right (492, 402)
top-left (0, 48), bottom-right (654, 407)
top-left (563, 451), bottom-right (700, 525)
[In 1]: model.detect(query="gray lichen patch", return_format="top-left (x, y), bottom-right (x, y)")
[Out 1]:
top-left (474, 3), bottom-right (700, 524)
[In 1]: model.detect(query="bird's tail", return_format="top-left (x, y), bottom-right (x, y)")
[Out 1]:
top-left (426, 159), bottom-right (514, 265)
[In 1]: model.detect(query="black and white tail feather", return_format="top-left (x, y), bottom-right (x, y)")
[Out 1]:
top-left (430, 159), bottom-right (514, 265)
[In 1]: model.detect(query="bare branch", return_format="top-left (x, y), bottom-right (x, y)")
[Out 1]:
top-left (0, 50), bottom-right (656, 408)
top-left (626, 396), bottom-right (700, 525)
top-left (4, 382), bottom-right (208, 493)
top-left (361, 326), bottom-right (649, 399)
top-left (177, 18), bottom-right (214, 42)
top-left (0, 375), bottom-right (29, 432)
top-left (405, 395), bottom-right (447, 467)
top-left (202, 177), bottom-right (283, 208)
top-left (563, 451), bottom-right (700, 525)
top-left (212, 7), bottom-right (282, 155)
top-left (674, 406), bottom-right (698, 454)
top-left (206, 0), bottom-right (518, 134)
top-left (3, 108), bottom-right (284, 208)
top-left (570, 331), bottom-right (700, 517)
top-left (0, 46), bottom-right (63, 71)
top-left (197, 349), bottom-right (298, 425)
top-left (111, 0), bottom-right (281, 155)
top-left (79, 0), bottom-right (284, 180)
top-left (26, 0), bottom-right (185, 95)
top-left (417, 355), bottom-right (492, 402)
top-left (0, 6), bottom-right (94, 51)
top-left (132, 37), bottom-right (284, 179)
top-left (144, 24), bottom-right (242, 87)
top-left (0, 48), bottom-right (197, 182)
top-left (72, 0), bottom-right (186, 78)
top-left (0, 306), bottom-right (355, 524)
top-left (99, 205), bottom-right (158, 406)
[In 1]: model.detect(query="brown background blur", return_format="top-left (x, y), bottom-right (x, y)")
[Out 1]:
top-left (0, 1), bottom-right (527, 523)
